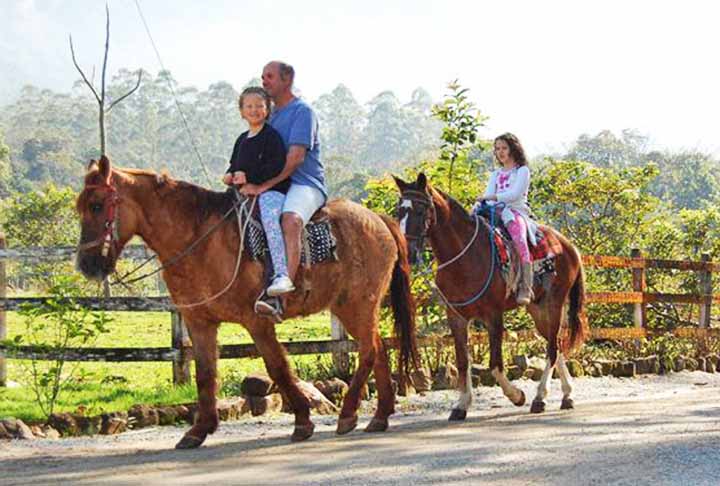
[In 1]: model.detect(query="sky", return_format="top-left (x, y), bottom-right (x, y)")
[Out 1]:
top-left (3, 0), bottom-right (720, 157)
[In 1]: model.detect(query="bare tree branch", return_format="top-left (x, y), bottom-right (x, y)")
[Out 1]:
top-left (69, 34), bottom-right (101, 104)
top-left (107, 70), bottom-right (143, 112)
top-left (101, 3), bottom-right (110, 110)
top-left (98, 3), bottom-right (111, 156)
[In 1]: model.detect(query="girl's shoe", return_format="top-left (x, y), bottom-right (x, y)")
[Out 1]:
top-left (267, 275), bottom-right (295, 296)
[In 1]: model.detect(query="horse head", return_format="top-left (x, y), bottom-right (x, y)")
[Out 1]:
top-left (393, 172), bottom-right (437, 265)
top-left (75, 155), bottom-right (137, 281)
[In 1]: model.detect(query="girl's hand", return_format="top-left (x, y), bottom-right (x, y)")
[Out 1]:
top-left (232, 171), bottom-right (247, 185)
top-left (222, 173), bottom-right (233, 185)
top-left (239, 183), bottom-right (265, 196)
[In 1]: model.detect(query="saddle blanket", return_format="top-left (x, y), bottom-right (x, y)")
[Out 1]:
top-left (245, 217), bottom-right (338, 266)
top-left (491, 224), bottom-right (560, 284)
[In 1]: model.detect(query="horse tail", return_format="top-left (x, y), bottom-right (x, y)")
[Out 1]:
top-left (563, 248), bottom-right (589, 353)
top-left (380, 214), bottom-right (420, 378)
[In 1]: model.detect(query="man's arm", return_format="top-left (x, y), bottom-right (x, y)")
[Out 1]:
top-left (239, 145), bottom-right (306, 196)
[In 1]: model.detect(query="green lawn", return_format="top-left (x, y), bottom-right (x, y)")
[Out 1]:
top-left (1, 310), bottom-right (335, 423)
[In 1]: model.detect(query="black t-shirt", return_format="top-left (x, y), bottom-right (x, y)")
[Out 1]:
top-left (227, 124), bottom-right (290, 194)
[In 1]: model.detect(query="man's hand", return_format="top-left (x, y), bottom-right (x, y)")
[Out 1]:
top-left (239, 183), bottom-right (265, 196)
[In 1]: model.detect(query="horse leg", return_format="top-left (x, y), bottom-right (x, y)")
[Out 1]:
top-left (336, 330), bottom-right (376, 435)
top-left (332, 304), bottom-right (390, 435)
top-left (365, 333), bottom-right (394, 433)
top-left (556, 353), bottom-right (575, 410)
top-left (530, 336), bottom-right (559, 414)
top-left (176, 320), bottom-right (219, 449)
top-left (448, 312), bottom-right (472, 421)
top-left (488, 315), bottom-right (525, 406)
top-left (246, 323), bottom-right (314, 442)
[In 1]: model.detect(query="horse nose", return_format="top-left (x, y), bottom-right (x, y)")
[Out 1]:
top-left (76, 253), bottom-right (109, 281)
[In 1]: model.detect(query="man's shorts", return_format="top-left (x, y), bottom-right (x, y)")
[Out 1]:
top-left (282, 183), bottom-right (326, 225)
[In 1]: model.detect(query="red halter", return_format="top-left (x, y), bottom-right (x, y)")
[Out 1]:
top-left (78, 181), bottom-right (120, 257)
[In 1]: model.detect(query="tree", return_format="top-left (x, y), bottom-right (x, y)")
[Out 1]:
top-left (69, 5), bottom-right (142, 157)
top-left (644, 150), bottom-right (720, 209)
top-left (314, 84), bottom-right (365, 161)
top-left (0, 131), bottom-right (11, 197)
top-left (361, 91), bottom-right (415, 170)
top-left (430, 80), bottom-right (487, 195)
top-left (567, 129), bottom-right (648, 168)
top-left (1, 184), bottom-right (78, 248)
top-left (532, 159), bottom-right (661, 256)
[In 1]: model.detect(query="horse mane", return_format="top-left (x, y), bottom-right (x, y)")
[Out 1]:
top-left (115, 168), bottom-right (236, 226)
top-left (428, 185), bottom-right (475, 226)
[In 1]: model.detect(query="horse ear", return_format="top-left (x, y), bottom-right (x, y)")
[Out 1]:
top-left (98, 155), bottom-right (112, 183)
top-left (417, 172), bottom-right (428, 190)
top-left (87, 159), bottom-right (98, 171)
top-left (392, 175), bottom-right (408, 191)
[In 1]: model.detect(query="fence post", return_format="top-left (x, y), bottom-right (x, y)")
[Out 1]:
top-left (171, 311), bottom-right (191, 385)
top-left (0, 233), bottom-right (6, 387)
top-left (330, 313), bottom-right (350, 375)
top-left (699, 253), bottom-right (712, 328)
top-left (631, 248), bottom-right (646, 328)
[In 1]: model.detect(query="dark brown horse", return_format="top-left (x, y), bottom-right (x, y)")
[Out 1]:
top-left (394, 173), bottom-right (587, 419)
top-left (76, 156), bottom-right (418, 448)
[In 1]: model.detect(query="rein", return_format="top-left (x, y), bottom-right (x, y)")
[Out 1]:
top-left (113, 189), bottom-right (251, 286)
top-left (113, 191), bottom-right (256, 309)
top-left (438, 206), bottom-right (499, 307)
top-left (80, 178), bottom-right (257, 309)
top-left (401, 189), bottom-right (502, 315)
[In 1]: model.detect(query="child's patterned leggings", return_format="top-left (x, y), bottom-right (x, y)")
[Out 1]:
top-left (506, 210), bottom-right (531, 264)
top-left (259, 190), bottom-right (289, 278)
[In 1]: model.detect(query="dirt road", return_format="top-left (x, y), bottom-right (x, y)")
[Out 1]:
top-left (2, 373), bottom-right (719, 485)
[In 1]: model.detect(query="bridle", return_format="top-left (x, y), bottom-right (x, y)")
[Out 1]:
top-left (77, 180), bottom-right (121, 258)
top-left (78, 177), bottom-right (255, 308)
top-left (397, 189), bottom-right (436, 264)
top-left (398, 187), bottom-right (500, 310)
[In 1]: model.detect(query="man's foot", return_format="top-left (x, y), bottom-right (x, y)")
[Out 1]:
top-left (254, 291), bottom-right (283, 322)
top-left (267, 275), bottom-right (295, 296)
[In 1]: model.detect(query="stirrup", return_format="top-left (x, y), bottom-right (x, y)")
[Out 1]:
top-left (254, 291), bottom-right (283, 322)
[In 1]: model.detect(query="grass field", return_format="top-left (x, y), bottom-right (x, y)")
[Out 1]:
top-left (0, 310), bottom-right (337, 423)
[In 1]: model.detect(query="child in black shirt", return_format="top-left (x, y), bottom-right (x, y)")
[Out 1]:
top-left (223, 87), bottom-right (294, 299)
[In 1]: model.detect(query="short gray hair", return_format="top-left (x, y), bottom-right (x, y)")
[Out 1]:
top-left (276, 61), bottom-right (295, 84)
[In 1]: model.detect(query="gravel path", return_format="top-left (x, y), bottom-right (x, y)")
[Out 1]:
top-left (2, 372), bottom-right (720, 485)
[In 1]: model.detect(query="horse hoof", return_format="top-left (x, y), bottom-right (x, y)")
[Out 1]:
top-left (291, 422), bottom-right (315, 442)
top-left (175, 433), bottom-right (206, 449)
top-left (364, 417), bottom-right (388, 433)
top-left (513, 390), bottom-right (526, 407)
top-left (560, 397), bottom-right (575, 410)
top-left (448, 408), bottom-right (467, 421)
top-left (530, 399), bottom-right (546, 414)
top-left (336, 415), bottom-right (358, 435)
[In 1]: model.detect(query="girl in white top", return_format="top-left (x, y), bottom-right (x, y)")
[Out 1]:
top-left (476, 133), bottom-right (537, 305)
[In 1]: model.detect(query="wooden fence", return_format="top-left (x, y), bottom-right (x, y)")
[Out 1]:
top-left (1, 234), bottom-right (718, 387)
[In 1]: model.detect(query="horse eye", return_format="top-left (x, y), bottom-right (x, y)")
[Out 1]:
top-left (90, 203), bottom-right (103, 214)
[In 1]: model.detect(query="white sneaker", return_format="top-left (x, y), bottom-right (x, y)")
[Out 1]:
top-left (267, 275), bottom-right (295, 296)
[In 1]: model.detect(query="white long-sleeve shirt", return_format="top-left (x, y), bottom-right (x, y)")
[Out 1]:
top-left (483, 165), bottom-right (537, 245)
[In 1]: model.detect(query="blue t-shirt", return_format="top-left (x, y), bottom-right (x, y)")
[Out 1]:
top-left (269, 97), bottom-right (327, 200)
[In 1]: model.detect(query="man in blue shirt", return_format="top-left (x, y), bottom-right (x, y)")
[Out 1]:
top-left (241, 61), bottom-right (327, 304)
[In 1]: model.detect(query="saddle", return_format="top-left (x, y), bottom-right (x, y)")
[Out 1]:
top-left (474, 205), bottom-right (561, 295)
top-left (244, 205), bottom-right (339, 267)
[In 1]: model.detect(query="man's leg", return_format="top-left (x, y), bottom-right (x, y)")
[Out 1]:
top-left (282, 212), bottom-right (304, 282)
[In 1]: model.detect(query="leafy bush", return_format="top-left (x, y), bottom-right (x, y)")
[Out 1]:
top-left (7, 276), bottom-right (110, 418)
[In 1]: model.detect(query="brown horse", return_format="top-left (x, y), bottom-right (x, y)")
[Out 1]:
top-left (394, 173), bottom-right (587, 420)
top-left (75, 156), bottom-right (418, 449)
